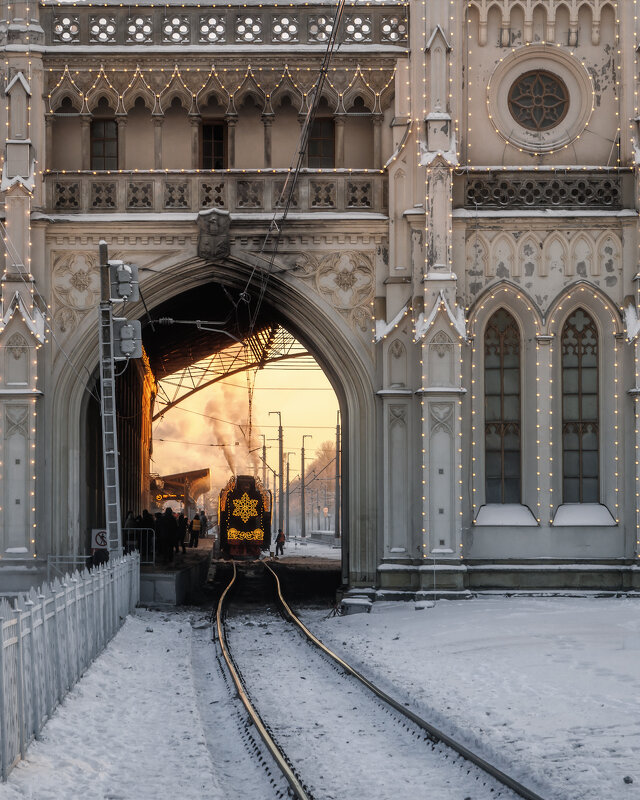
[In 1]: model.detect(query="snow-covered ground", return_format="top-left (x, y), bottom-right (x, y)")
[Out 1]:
top-left (279, 535), bottom-right (341, 560)
top-left (2, 596), bottom-right (638, 799)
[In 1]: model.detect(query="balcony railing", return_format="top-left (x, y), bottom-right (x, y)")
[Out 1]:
top-left (44, 170), bottom-right (388, 215)
top-left (464, 170), bottom-right (627, 210)
top-left (39, 5), bottom-right (407, 49)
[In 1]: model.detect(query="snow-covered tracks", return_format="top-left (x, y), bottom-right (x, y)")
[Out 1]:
top-left (215, 561), bottom-right (547, 800)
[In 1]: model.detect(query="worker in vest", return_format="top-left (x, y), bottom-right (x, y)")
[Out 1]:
top-left (189, 513), bottom-right (201, 548)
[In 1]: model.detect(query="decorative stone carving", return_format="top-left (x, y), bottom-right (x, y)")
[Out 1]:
top-left (197, 208), bottom-right (231, 261)
top-left (389, 405), bottom-right (407, 425)
top-left (52, 252), bottom-right (102, 335)
top-left (430, 403), bottom-right (453, 434)
top-left (313, 251), bottom-right (374, 310)
top-left (6, 334), bottom-right (28, 360)
top-left (5, 406), bottom-right (28, 439)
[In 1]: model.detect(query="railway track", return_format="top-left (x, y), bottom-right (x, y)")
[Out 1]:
top-left (215, 561), bottom-right (548, 800)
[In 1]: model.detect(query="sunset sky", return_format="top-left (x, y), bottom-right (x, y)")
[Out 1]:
top-left (151, 355), bottom-right (340, 502)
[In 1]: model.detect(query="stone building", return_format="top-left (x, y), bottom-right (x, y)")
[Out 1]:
top-left (1, 0), bottom-right (638, 594)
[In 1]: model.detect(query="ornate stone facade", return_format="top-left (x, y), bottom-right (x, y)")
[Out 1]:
top-left (2, 0), bottom-right (640, 594)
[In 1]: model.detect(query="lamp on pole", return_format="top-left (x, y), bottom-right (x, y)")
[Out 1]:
top-left (301, 434), bottom-right (312, 538)
top-left (285, 452), bottom-right (292, 537)
top-left (269, 412), bottom-right (284, 537)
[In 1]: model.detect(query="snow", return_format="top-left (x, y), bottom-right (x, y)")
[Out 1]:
top-left (552, 503), bottom-right (617, 526)
top-left (475, 503), bottom-right (538, 526)
top-left (2, 596), bottom-right (639, 800)
top-left (278, 534), bottom-right (342, 560)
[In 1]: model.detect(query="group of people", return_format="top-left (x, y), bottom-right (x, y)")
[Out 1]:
top-left (123, 507), bottom-right (208, 565)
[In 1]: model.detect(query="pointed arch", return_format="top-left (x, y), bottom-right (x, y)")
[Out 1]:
top-left (468, 281), bottom-right (543, 339)
top-left (490, 232), bottom-right (516, 280)
top-left (595, 231), bottom-right (620, 279)
top-left (569, 233), bottom-right (594, 279)
top-left (518, 233), bottom-right (540, 279)
top-left (270, 71), bottom-right (304, 113)
top-left (545, 281), bottom-right (623, 338)
top-left (233, 71), bottom-right (267, 112)
top-left (466, 230), bottom-right (490, 280)
top-left (542, 232), bottom-right (567, 279)
top-left (121, 69), bottom-right (156, 113)
top-left (158, 69), bottom-right (194, 114)
top-left (85, 68), bottom-right (120, 113)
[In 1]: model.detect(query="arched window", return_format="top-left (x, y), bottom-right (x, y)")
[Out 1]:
top-left (561, 309), bottom-right (599, 503)
top-left (484, 308), bottom-right (521, 504)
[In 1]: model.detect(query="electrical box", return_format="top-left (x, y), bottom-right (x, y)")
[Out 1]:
top-left (109, 260), bottom-right (139, 303)
top-left (112, 318), bottom-right (142, 360)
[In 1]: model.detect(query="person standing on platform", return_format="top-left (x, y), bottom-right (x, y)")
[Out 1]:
top-left (177, 511), bottom-right (188, 555)
top-left (189, 513), bottom-right (201, 548)
top-left (200, 509), bottom-right (208, 538)
top-left (162, 507), bottom-right (178, 564)
top-left (275, 528), bottom-right (285, 557)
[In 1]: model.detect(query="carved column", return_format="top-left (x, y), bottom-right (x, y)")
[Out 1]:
top-left (44, 115), bottom-right (53, 172)
top-left (425, 159), bottom-right (452, 273)
top-left (373, 114), bottom-right (383, 169)
top-left (536, 335), bottom-right (554, 525)
top-left (225, 114), bottom-right (237, 169)
top-left (116, 116), bottom-right (127, 170)
top-left (80, 115), bottom-right (91, 171)
top-left (334, 115), bottom-right (345, 168)
top-left (152, 115), bottom-right (163, 170)
top-left (189, 115), bottom-right (201, 169)
top-left (262, 113), bottom-right (274, 168)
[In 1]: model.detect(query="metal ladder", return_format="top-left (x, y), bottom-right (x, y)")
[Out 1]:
top-left (98, 300), bottom-right (122, 557)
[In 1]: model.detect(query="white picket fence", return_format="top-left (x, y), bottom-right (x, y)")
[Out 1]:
top-left (0, 553), bottom-right (140, 780)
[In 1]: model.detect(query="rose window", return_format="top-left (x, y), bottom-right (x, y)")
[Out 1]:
top-left (508, 70), bottom-right (569, 132)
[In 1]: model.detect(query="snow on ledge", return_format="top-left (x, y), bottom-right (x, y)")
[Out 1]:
top-left (552, 504), bottom-right (617, 527)
top-left (474, 504), bottom-right (538, 527)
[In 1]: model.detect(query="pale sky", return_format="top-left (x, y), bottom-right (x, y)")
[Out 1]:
top-left (151, 356), bottom-right (339, 500)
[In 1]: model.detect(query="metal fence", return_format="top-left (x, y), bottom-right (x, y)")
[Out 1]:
top-left (0, 553), bottom-right (140, 781)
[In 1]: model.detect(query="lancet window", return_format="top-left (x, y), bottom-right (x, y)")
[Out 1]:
top-left (484, 308), bottom-right (521, 504)
top-left (561, 309), bottom-right (599, 503)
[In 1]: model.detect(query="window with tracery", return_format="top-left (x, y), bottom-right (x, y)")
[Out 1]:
top-left (484, 309), bottom-right (521, 504)
top-left (508, 70), bottom-right (569, 132)
top-left (561, 309), bottom-right (599, 503)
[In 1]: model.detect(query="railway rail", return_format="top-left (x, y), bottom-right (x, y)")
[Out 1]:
top-left (214, 560), bottom-right (548, 800)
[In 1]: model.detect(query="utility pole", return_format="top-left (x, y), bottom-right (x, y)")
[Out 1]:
top-left (301, 434), bottom-right (312, 538)
top-left (260, 434), bottom-right (267, 486)
top-left (334, 410), bottom-right (341, 541)
top-left (269, 411), bottom-right (284, 536)
top-left (97, 241), bottom-right (141, 557)
top-left (285, 452), bottom-right (291, 537)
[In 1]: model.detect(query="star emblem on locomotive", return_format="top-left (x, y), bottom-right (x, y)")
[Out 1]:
top-left (233, 492), bottom-right (259, 523)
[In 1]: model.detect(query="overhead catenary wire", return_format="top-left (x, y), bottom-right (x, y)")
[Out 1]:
top-left (240, 0), bottom-right (348, 335)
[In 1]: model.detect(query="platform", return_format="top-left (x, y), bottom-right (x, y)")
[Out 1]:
top-left (139, 542), bottom-right (212, 606)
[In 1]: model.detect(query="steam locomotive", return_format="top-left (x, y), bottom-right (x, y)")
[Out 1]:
top-left (218, 474), bottom-right (272, 558)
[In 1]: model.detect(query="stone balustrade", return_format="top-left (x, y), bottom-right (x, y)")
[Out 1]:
top-left (39, 5), bottom-right (407, 48)
top-left (44, 170), bottom-right (387, 215)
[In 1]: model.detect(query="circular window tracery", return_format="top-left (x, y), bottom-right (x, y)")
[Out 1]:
top-left (508, 70), bottom-right (569, 132)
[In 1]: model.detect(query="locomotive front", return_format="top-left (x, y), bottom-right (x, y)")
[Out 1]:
top-left (218, 474), bottom-right (272, 558)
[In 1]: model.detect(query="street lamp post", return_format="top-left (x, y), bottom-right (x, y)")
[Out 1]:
top-left (269, 412), bottom-right (284, 537)
top-left (301, 434), bottom-right (312, 538)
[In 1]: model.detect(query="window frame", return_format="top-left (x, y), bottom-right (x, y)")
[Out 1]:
top-left (561, 308), bottom-right (600, 504)
top-left (90, 118), bottom-right (118, 171)
top-left (307, 116), bottom-right (335, 169)
top-left (483, 308), bottom-right (522, 505)
top-left (201, 120), bottom-right (227, 170)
